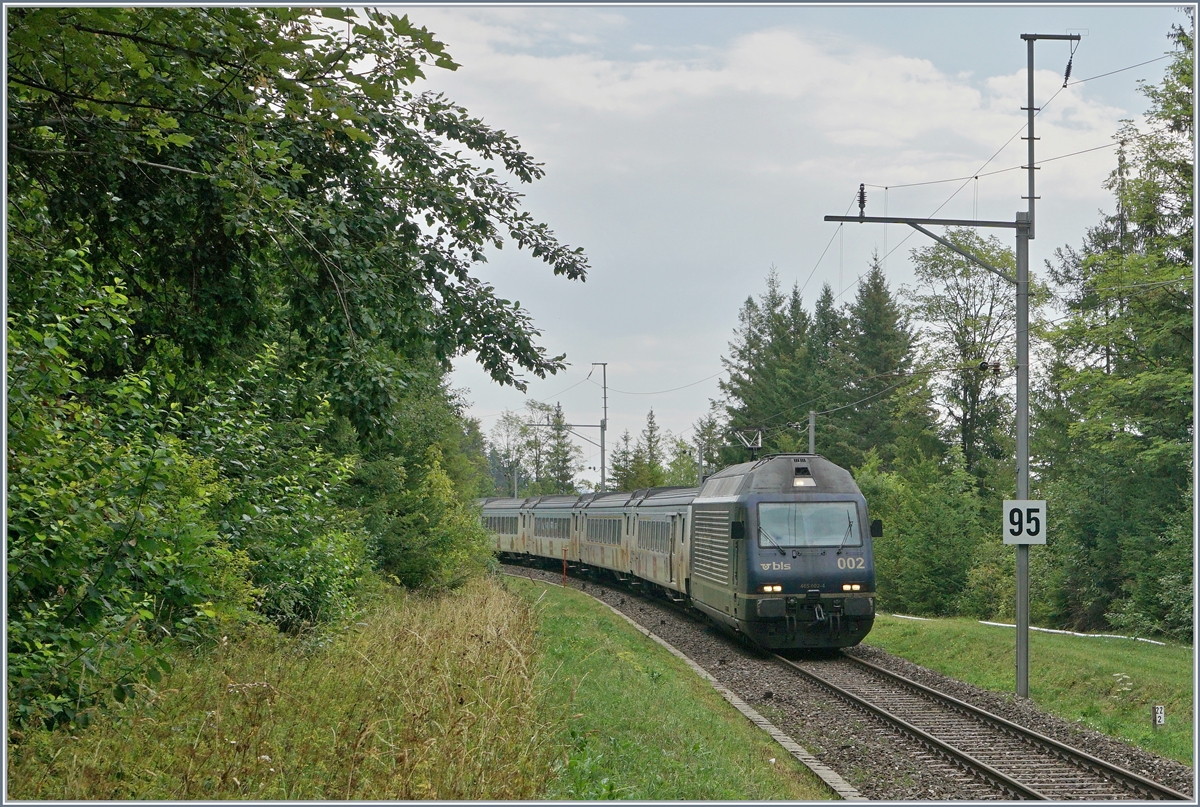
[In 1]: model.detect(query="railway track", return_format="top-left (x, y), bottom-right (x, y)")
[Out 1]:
top-left (502, 562), bottom-right (1191, 800)
top-left (777, 652), bottom-right (1190, 800)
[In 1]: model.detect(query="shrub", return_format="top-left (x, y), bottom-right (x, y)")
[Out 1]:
top-left (353, 447), bottom-right (495, 590)
top-left (7, 245), bottom-right (254, 727)
top-left (855, 448), bottom-right (986, 616)
top-left (184, 344), bottom-right (371, 632)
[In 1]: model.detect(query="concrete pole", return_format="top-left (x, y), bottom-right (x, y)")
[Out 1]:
top-left (1026, 36), bottom-right (1037, 240)
top-left (593, 362), bottom-right (608, 492)
top-left (1016, 212), bottom-right (1031, 698)
top-left (809, 411), bottom-right (816, 454)
top-left (600, 363), bottom-right (607, 492)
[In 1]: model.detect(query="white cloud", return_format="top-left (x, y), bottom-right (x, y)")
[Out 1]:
top-left (409, 16), bottom-right (1121, 190)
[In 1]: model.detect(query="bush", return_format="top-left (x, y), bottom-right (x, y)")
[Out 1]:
top-left (7, 246), bottom-right (255, 727)
top-left (184, 344), bottom-right (371, 632)
top-left (855, 448), bottom-right (986, 616)
top-left (1105, 484), bottom-right (1194, 642)
top-left (353, 447), bottom-right (495, 590)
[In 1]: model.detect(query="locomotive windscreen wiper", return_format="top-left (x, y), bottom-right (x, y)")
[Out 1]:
top-left (759, 526), bottom-right (786, 555)
top-left (836, 513), bottom-right (853, 554)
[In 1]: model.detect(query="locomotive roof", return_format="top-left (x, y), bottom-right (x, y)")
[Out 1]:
top-left (697, 453), bottom-right (861, 497)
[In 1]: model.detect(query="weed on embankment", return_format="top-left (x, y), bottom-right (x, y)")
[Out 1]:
top-left (8, 578), bottom-right (557, 799)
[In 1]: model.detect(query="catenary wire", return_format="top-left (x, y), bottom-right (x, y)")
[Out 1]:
top-left (799, 190), bottom-right (860, 299)
top-left (505, 53), bottom-right (1179, 454)
top-left (830, 79), bottom-right (1079, 304)
top-left (863, 141), bottom-right (1119, 191)
top-left (847, 51), bottom-right (1177, 280)
top-left (1067, 54), bottom-right (1171, 86)
top-left (468, 373), bottom-right (593, 421)
top-left (862, 51), bottom-right (1170, 192)
top-left (586, 369), bottom-right (726, 396)
top-left (838, 48), bottom-right (1163, 280)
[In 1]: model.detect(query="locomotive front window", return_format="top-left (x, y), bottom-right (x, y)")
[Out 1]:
top-left (757, 502), bottom-right (861, 548)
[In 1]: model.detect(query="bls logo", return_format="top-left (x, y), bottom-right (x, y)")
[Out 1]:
top-left (760, 562), bottom-right (792, 571)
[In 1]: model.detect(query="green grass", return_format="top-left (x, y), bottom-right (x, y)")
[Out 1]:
top-left (504, 576), bottom-right (834, 800)
top-left (8, 579), bottom-right (560, 799)
top-left (865, 614), bottom-right (1194, 763)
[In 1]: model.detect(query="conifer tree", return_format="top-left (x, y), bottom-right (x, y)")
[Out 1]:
top-left (797, 283), bottom-right (858, 468)
top-left (607, 431), bottom-right (635, 492)
top-left (1036, 15), bottom-right (1193, 636)
top-left (544, 403), bottom-right (583, 494)
top-left (720, 270), bottom-right (815, 460)
top-left (842, 257), bottom-right (917, 467)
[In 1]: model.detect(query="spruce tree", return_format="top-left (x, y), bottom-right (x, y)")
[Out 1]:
top-left (719, 270), bottom-right (814, 461)
top-left (799, 283), bottom-right (857, 468)
top-left (608, 431), bottom-right (635, 492)
top-left (843, 257), bottom-right (916, 467)
top-left (544, 403), bottom-right (582, 494)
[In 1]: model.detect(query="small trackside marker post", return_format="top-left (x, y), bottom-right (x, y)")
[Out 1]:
top-left (1153, 705), bottom-right (1165, 731)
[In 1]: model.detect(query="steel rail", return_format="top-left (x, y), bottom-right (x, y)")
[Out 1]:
top-left (840, 653), bottom-right (1191, 801)
top-left (775, 653), bottom-right (1047, 799)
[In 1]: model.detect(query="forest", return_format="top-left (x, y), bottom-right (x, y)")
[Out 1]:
top-left (6, 7), bottom-right (1192, 734)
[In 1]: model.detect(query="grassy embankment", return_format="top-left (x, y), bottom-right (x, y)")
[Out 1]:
top-left (8, 575), bottom-right (832, 800)
top-left (504, 575), bottom-right (830, 799)
top-left (865, 613), bottom-right (1194, 764)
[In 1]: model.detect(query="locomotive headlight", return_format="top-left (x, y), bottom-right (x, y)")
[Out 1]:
top-left (760, 584), bottom-right (782, 593)
top-left (842, 584), bottom-right (851, 591)
top-left (852, 584), bottom-right (861, 591)
top-left (842, 584), bottom-right (863, 592)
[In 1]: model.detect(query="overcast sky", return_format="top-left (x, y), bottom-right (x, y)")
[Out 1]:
top-left (387, 3), bottom-right (1186, 486)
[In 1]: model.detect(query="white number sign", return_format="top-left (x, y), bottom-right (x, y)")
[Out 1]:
top-left (1003, 500), bottom-right (1046, 544)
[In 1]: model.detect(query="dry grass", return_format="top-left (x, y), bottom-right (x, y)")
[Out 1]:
top-left (8, 578), bottom-right (559, 799)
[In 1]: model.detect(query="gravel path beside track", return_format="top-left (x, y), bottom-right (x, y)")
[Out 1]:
top-left (502, 564), bottom-right (1194, 800)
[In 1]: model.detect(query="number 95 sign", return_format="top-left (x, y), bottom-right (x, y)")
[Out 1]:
top-left (1003, 500), bottom-right (1046, 544)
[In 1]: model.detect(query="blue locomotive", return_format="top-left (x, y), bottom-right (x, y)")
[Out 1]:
top-left (481, 453), bottom-right (880, 650)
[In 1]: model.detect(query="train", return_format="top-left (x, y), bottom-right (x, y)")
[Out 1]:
top-left (481, 453), bottom-right (881, 650)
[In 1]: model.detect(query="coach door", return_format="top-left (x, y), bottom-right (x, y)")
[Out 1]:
top-left (669, 515), bottom-right (677, 583)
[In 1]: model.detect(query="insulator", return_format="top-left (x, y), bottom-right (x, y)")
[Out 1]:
top-left (857, 183), bottom-right (866, 215)
top-left (1062, 56), bottom-right (1073, 88)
